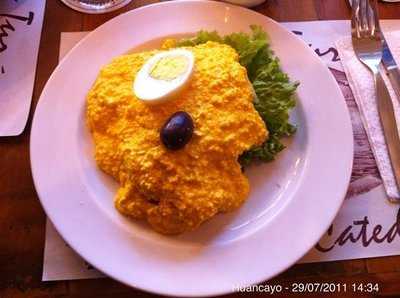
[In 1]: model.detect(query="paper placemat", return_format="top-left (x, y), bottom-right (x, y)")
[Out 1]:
top-left (42, 20), bottom-right (400, 281)
top-left (0, 0), bottom-right (46, 136)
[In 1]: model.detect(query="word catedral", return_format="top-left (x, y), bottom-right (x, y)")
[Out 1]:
top-left (316, 209), bottom-right (400, 252)
top-left (292, 30), bottom-right (340, 62)
top-left (0, 11), bottom-right (34, 74)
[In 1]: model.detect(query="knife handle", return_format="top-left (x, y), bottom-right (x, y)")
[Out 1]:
top-left (374, 70), bottom-right (400, 200)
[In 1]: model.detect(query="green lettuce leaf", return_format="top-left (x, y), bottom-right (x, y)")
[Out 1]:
top-left (176, 25), bottom-right (298, 167)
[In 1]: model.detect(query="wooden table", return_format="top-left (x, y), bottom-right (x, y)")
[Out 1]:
top-left (1, 1), bottom-right (400, 297)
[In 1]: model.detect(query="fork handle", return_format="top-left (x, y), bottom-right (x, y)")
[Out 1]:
top-left (374, 70), bottom-right (400, 200)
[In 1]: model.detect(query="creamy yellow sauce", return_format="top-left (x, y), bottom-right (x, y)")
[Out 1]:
top-left (86, 41), bottom-right (268, 234)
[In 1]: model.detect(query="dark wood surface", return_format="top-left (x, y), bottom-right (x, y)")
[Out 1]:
top-left (1, 0), bottom-right (400, 297)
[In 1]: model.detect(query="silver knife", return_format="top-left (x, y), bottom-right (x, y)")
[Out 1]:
top-left (382, 40), bottom-right (400, 101)
top-left (376, 71), bottom-right (400, 199)
top-left (367, 0), bottom-right (400, 200)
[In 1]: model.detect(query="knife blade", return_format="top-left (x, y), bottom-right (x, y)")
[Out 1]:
top-left (382, 40), bottom-right (400, 102)
top-left (376, 71), bottom-right (400, 199)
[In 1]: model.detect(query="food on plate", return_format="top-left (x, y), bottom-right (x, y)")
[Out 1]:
top-left (160, 111), bottom-right (194, 150)
top-left (175, 26), bottom-right (298, 166)
top-left (86, 26), bottom-right (297, 234)
top-left (133, 49), bottom-right (194, 104)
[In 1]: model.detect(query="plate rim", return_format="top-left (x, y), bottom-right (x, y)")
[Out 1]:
top-left (30, 1), bottom-right (354, 296)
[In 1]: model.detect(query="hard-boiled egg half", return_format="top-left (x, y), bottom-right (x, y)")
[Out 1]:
top-left (133, 49), bottom-right (194, 104)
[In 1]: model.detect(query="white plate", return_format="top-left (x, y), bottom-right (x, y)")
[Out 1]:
top-left (30, 1), bottom-right (353, 296)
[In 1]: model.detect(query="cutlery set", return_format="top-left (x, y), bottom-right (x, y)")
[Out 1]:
top-left (351, 0), bottom-right (400, 195)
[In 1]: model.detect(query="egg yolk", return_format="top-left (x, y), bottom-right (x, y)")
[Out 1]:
top-left (149, 55), bottom-right (189, 81)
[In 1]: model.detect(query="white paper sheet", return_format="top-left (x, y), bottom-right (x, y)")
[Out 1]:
top-left (0, 0), bottom-right (46, 136)
top-left (300, 185), bottom-right (400, 263)
top-left (42, 21), bottom-right (400, 281)
top-left (43, 219), bottom-right (105, 280)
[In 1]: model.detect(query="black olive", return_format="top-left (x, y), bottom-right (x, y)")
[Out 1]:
top-left (160, 111), bottom-right (194, 150)
top-left (147, 197), bottom-right (160, 205)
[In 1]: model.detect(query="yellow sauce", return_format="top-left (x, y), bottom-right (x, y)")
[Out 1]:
top-left (86, 41), bottom-right (268, 234)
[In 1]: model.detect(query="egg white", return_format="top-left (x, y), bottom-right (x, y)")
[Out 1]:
top-left (133, 49), bottom-right (194, 104)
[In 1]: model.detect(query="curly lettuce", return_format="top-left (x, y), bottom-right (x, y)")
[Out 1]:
top-left (177, 25), bottom-right (298, 167)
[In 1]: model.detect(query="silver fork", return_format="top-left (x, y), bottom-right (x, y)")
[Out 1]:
top-left (351, 0), bottom-right (383, 78)
top-left (352, 0), bottom-right (400, 198)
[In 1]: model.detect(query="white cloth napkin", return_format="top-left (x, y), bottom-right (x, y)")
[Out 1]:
top-left (336, 32), bottom-right (400, 201)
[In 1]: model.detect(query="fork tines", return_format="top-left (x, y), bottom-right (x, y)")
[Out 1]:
top-left (352, 0), bottom-right (381, 39)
